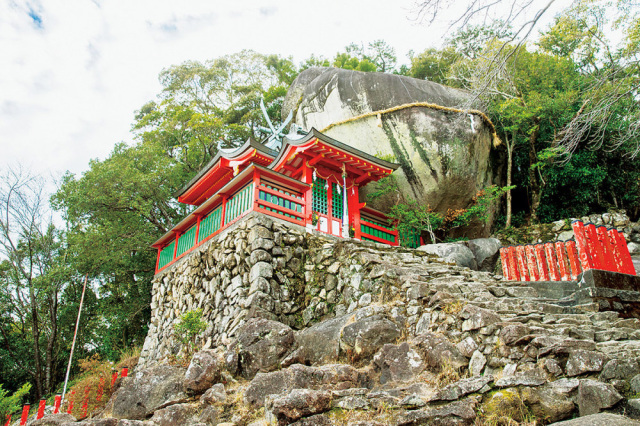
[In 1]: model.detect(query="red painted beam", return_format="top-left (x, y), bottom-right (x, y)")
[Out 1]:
top-left (565, 240), bottom-right (582, 280)
top-left (516, 245), bottom-right (530, 281)
top-left (534, 244), bottom-right (550, 281)
top-left (572, 220), bottom-right (593, 272)
top-left (544, 242), bottom-right (561, 281)
top-left (596, 225), bottom-right (616, 272)
top-left (555, 241), bottom-right (570, 281)
top-left (525, 245), bottom-right (540, 281)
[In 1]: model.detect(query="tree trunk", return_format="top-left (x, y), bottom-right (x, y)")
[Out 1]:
top-left (505, 132), bottom-right (514, 228)
top-left (528, 120), bottom-right (541, 223)
top-left (45, 288), bottom-right (59, 394)
top-left (29, 281), bottom-right (44, 398)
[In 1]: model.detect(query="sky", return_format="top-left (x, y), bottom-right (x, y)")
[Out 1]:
top-left (0, 0), bottom-right (570, 179)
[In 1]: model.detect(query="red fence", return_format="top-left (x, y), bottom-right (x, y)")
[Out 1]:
top-left (13, 368), bottom-right (129, 425)
top-left (500, 220), bottom-right (636, 282)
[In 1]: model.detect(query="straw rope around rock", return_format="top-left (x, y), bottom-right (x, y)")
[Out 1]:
top-left (319, 101), bottom-right (502, 147)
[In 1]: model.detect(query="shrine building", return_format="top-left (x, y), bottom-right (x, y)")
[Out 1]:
top-left (153, 128), bottom-right (402, 273)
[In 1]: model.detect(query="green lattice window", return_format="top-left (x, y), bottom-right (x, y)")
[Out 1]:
top-left (199, 204), bottom-right (222, 242)
top-left (360, 224), bottom-right (395, 242)
top-left (158, 241), bottom-right (175, 269)
top-left (399, 228), bottom-right (421, 248)
top-left (332, 183), bottom-right (343, 219)
top-left (312, 178), bottom-right (328, 214)
top-left (259, 184), bottom-right (303, 220)
top-left (176, 225), bottom-right (197, 257)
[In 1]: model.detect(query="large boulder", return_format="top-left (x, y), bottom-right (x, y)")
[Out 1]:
top-left (372, 342), bottom-right (425, 384)
top-left (551, 413), bottom-right (640, 425)
top-left (339, 315), bottom-right (402, 363)
top-left (265, 389), bottom-right (333, 426)
top-left (412, 332), bottom-right (468, 371)
top-left (31, 414), bottom-right (77, 425)
top-left (465, 238), bottom-right (502, 271)
top-left (283, 67), bottom-right (501, 235)
top-left (417, 243), bottom-right (478, 270)
top-left (101, 364), bottom-right (189, 419)
top-left (284, 313), bottom-right (352, 367)
top-left (577, 379), bottom-right (623, 417)
top-left (183, 349), bottom-right (222, 394)
top-left (225, 318), bottom-right (295, 379)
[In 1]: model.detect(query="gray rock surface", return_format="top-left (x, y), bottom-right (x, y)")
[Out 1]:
top-left (340, 315), bottom-right (402, 362)
top-left (183, 349), bottom-right (221, 394)
top-left (283, 67), bottom-right (500, 226)
top-left (466, 238), bottom-right (502, 271)
top-left (265, 389), bottom-right (332, 426)
top-left (577, 379), bottom-right (623, 416)
top-left (550, 413), bottom-right (640, 425)
top-left (372, 342), bottom-right (425, 384)
top-left (417, 243), bottom-right (478, 270)
top-left (31, 414), bottom-right (77, 426)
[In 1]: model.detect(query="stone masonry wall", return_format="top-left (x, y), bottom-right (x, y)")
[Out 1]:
top-left (140, 212), bottom-right (431, 367)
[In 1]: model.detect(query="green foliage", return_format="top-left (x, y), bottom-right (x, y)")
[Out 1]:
top-left (174, 309), bottom-right (207, 360)
top-left (448, 186), bottom-right (512, 228)
top-left (0, 383), bottom-right (30, 420)
top-left (332, 40), bottom-right (398, 73)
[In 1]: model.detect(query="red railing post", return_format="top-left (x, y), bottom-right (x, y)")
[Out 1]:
top-left (516, 245), bottom-right (529, 281)
top-left (544, 242), bottom-right (560, 281)
top-left (572, 220), bottom-right (594, 272)
top-left (500, 248), bottom-right (511, 279)
top-left (565, 240), bottom-right (582, 280)
top-left (616, 231), bottom-right (637, 275)
top-left (53, 394), bottom-right (62, 414)
top-left (20, 404), bottom-right (30, 426)
top-left (555, 241), bottom-right (570, 281)
top-left (506, 246), bottom-right (520, 281)
top-left (585, 222), bottom-right (605, 269)
top-left (121, 367), bottom-right (128, 378)
top-left (67, 391), bottom-right (75, 414)
top-left (4, 415), bottom-right (10, 426)
top-left (36, 399), bottom-right (46, 419)
top-left (609, 228), bottom-right (626, 273)
top-left (534, 244), bottom-right (550, 281)
top-left (525, 245), bottom-right (540, 281)
top-left (596, 225), bottom-right (616, 272)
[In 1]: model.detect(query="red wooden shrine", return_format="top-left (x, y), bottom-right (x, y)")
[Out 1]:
top-left (153, 129), bottom-right (400, 273)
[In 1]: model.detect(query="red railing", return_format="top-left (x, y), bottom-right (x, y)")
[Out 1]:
top-left (500, 220), bottom-right (636, 282)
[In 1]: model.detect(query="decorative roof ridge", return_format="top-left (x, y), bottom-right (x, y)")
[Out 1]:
top-left (272, 127), bottom-right (400, 171)
top-left (174, 137), bottom-right (276, 198)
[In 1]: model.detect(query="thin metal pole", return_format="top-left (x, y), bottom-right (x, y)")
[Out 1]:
top-left (60, 274), bottom-right (88, 407)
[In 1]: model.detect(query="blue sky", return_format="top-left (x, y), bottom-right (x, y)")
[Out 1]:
top-left (0, 0), bottom-right (569, 179)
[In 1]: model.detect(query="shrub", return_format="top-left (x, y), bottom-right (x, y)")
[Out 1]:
top-left (0, 383), bottom-right (30, 421)
top-left (174, 308), bottom-right (207, 360)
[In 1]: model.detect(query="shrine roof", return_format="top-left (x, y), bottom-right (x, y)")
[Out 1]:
top-left (272, 128), bottom-right (399, 172)
top-left (175, 137), bottom-right (276, 205)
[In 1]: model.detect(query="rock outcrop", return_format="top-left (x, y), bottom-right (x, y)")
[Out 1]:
top-left (283, 67), bottom-right (502, 230)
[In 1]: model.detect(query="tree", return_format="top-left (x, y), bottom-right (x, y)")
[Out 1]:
top-left (0, 167), bottom-right (71, 398)
top-left (332, 40), bottom-right (398, 73)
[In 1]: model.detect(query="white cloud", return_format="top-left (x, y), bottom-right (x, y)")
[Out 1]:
top-left (0, 0), bottom-right (567, 178)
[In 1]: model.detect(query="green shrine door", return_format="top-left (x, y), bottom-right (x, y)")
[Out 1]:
top-left (312, 177), bottom-right (344, 237)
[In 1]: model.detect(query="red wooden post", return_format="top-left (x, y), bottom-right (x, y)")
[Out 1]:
top-left (516, 245), bottom-right (529, 281)
top-left (572, 220), bottom-right (593, 272)
top-left (4, 415), bottom-right (10, 426)
top-left (194, 215), bottom-right (202, 246)
top-left (220, 195), bottom-right (228, 227)
top-left (37, 399), bottom-right (46, 419)
top-left (155, 246), bottom-right (161, 274)
top-left (544, 242), bottom-right (560, 281)
top-left (585, 222), bottom-right (605, 269)
top-left (534, 244), bottom-right (550, 281)
top-left (555, 241), bottom-right (570, 281)
top-left (81, 386), bottom-right (90, 418)
top-left (121, 367), bottom-right (128, 378)
top-left (616, 231), bottom-right (637, 275)
top-left (507, 246), bottom-right (521, 281)
top-left (19, 404), bottom-right (30, 426)
top-left (566, 240), bottom-right (582, 280)
top-left (53, 394), bottom-right (62, 414)
top-left (596, 225), bottom-right (616, 272)
top-left (67, 391), bottom-right (75, 414)
top-left (608, 228), bottom-right (625, 273)
top-left (525, 245), bottom-right (540, 281)
top-left (111, 370), bottom-right (118, 388)
top-left (172, 231), bottom-right (179, 262)
top-left (500, 248), bottom-right (511, 279)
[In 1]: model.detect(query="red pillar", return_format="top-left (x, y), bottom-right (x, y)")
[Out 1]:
top-left (566, 240), bottom-right (582, 280)
top-left (572, 220), bottom-right (593, 272)
top-left (585, 222), bottom-right (605, 269)
top-left (525, 244), bottom-right (540, 281)
top-left (500, 248), bottom-right (511, 279)
top-left (596, 225), bottom-right (616, 272)
top-left (111, 370), bottom-right (118, 388)
top-left (53, 394), bottom-right (62, 414)
top-left (534, 244), bottom-right (550, 281)
top-left (37, 399), bottom-right (46, 419)
top-left (616, 231), bottom-right (637, 275)
top-left (121, 367), bottom-right (128, 378)
top-left (544, 242), bottom-right (560, 281)
top-left (20, 404), bottom-right (30, 426)
top-left (555, 241), bottom-right (570, 281)
top-left (516, 245), bottom-right (530, 281)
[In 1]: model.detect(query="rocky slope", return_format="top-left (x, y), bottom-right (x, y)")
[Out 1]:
top-left (26, 215), bottom-right (640, 425)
